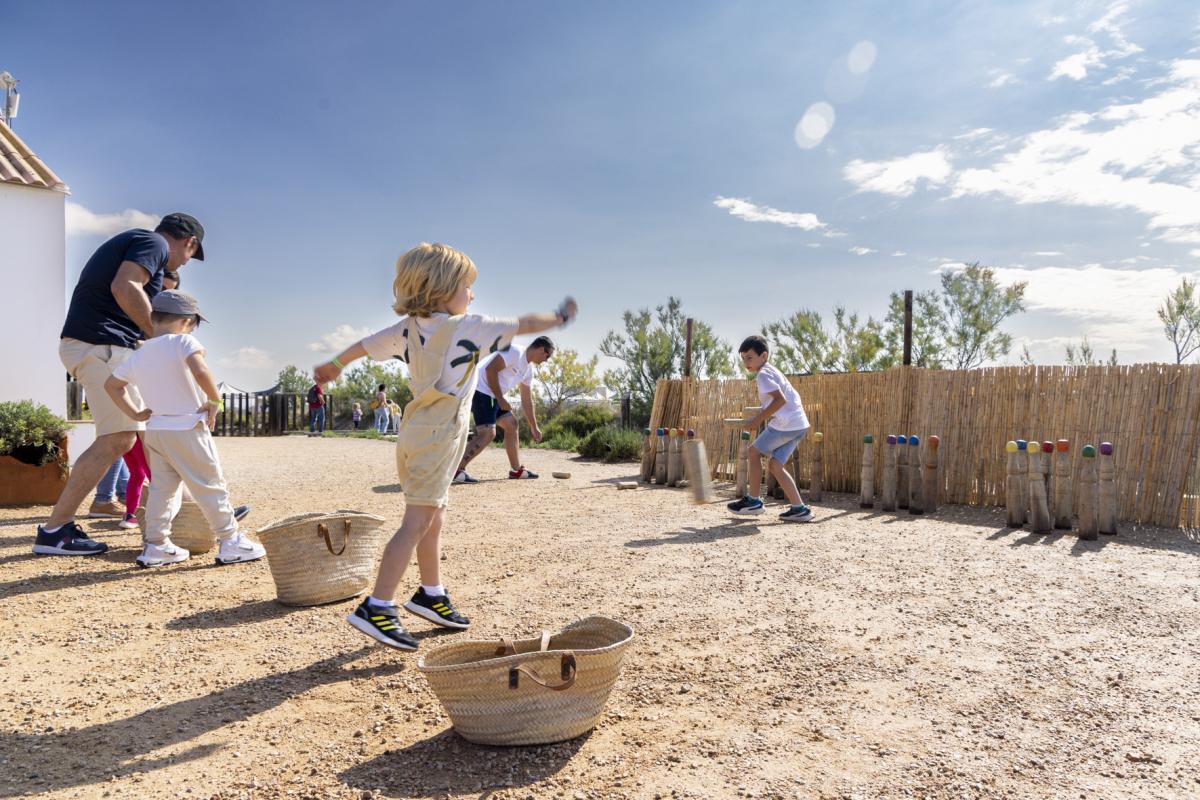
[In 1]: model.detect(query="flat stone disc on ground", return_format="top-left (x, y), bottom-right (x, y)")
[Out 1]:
top-left (552, 471), bottom-right (571, 479)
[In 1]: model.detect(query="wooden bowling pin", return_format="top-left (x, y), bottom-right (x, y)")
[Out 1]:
top-left (1028, 442), bottom-right (1053, 533)
top-left (1006, 441), bottom-right (1025, 527)
top-left (881, 434), bottom-right (898, 511)
top-left (908, 435), bottom-right (923, 514)
top-left (896, 435), bottom-right (909, 509)
top-left (1016, 440), bottom-right (1030, 521)
top-left (810, 431), bottom-right (824, 502)
top-left (1053, 439), bottom-right (1072, 529)
top-left (922, 435), bottom-right (940, 514)
top-left (1077, 444), bottom-right (1099, 541)
top-left (683, 438), bottom-right (716, 504)
top-left (735, 431), bottom-right (750, 497)
top-left (640, 427), bottom-right (654, 483)
top-left (654, 428), bottom-right (668, 485)
top-left (860, 434), bottom-right (875, 508)
top-left (1098, 442), bottom-right (1117, 535)
top-left (666, 428), bottom-right (680, 487)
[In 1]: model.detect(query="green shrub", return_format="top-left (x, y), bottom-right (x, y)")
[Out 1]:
top-left (577, 426), bottom-right (643, 463)
top-left (543, 404), bottom-right (614, 440)
top-left (541, 431), bottom-right (581, 452)
top-left (0, 400), bottom-right (71, 466)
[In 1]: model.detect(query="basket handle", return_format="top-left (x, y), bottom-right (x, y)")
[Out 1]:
top-left (494, 630), bottom-right (552, 658)
top-left (317, 519), bottom-right (351, 556)
top-left (508, 653), bottom-right (577, 691)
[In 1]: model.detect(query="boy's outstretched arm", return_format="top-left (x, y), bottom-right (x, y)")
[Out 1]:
top-left (104, 375), bottom-right (152, 422)
top-left (516, 297), bottom-right (578, 336)
top-left (186, 351), bottom-right (223, 429)
top-left (314, 341), bottom-right (368, 385)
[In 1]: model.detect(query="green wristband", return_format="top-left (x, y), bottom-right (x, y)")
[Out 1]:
top-left (331, 356), bottom-right (346, 370)
top-left (208, 399), bottom-right (223, 412)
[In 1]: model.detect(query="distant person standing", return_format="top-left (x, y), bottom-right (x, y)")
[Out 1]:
top-left (307, 382), bottom-right (326, 433)
top-left (389, 399), bottom-right (401, 434)
top-left (352, 402), bottom-right (363, 430)
top-left (33, 213), bottom-right (205, 556)
top-left (373, 384), bottom-right (389, 433)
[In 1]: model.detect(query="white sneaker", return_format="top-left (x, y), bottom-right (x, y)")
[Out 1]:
top-left (136, 539), bottom-right (190, 569)
top-left (215, 531), bottom-right (266, 565)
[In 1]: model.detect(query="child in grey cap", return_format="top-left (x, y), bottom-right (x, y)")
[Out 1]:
top-left (104, 290), bottom-right (266, 568)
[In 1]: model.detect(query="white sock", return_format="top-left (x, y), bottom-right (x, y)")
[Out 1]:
top-left (368, 595), bottom-right (396, 607)
top-left (421, 584), bottom-right (446, 597)
top-left (42, 524), bottom-right (63, 534)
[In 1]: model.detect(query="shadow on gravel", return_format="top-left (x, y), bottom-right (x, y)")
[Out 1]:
top-left (0, 553), bottom-right (216, 601)
top-left (167, 598), bottom-right (305, 630)
top-left (339, 728), bottom-right (588, 798)
top-left (624, 519), bottom-right (760, 548)
top-left (0, 648), bottom-right (403, 798)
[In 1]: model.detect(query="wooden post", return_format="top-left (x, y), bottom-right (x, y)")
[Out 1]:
top-left (860, 434), bottom-right (875, 508)
top-left (922, 435), bottom-right (940, 514)
top-left (654, 428), bottom-right (667, 485)
top-left (1077, 444), bottom-right (1099, 540)
top-left (1053, 439), bottom-right (1072, 529)
top-left (1099, 442), bottom-right (1117, 535)
top-left (903, 289), bottom-right (913, 367)
top-left (907, 435), bottom-right (923, 514)
top-left (896, 434), bottom-right (909, 509)
top-left (1005, 441), bottom-right (1024, 527)
top-left (684, 318), bottom-right (694, 378)
top-left (809, 431), bottom-right (824, 501)
top-left (881, 434), bottom-right (898, 511)
top-left (1028, 442), bottom-right (1053, 533)
top-left (640, 428), bottom-right (654, 483)
top-left (735, 431), bottom-right (750, 497)
top-left (667, 428), bottom-right (681, 487)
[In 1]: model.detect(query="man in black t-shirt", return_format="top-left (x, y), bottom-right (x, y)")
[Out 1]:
top-left (33, 214), bottom-right (206, 557)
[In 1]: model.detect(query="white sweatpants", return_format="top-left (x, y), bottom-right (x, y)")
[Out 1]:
top-left (143, 425), bottom-right (237, 545)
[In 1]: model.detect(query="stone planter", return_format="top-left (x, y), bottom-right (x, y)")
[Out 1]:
top-left (0, 438), bottom-right (69, 505)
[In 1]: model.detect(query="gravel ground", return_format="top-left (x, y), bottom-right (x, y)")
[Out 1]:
top-left (1, 435), bottom-right (1198, 800)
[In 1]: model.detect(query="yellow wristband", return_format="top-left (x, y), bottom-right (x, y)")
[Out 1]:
top-left (208, 399), bottom-right (223, 411)
top-left (331, 356), bottom-right (345, 370)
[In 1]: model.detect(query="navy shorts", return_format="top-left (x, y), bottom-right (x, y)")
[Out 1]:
top-left (470, 391), bottom-right (513, 427)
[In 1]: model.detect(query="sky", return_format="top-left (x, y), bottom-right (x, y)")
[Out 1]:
top-left (6, 0), bottom-right (1200, 389)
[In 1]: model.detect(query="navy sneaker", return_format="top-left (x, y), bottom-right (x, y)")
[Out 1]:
top-left (727, 495), bottom-right (765, 516)
top-left (779, 505), bottom-right (815, 523)
top-left (234, 505), bottom-right (251, 522)
top-left (32, 522), bottom-right (108, 556)
top-left (404, 588), bottom-right (471, 629)
top-left (347, 599), bottom-right (418, 651)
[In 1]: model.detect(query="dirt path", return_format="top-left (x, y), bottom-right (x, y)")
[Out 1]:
top-left (1, 436), bottom-right (1198, 799)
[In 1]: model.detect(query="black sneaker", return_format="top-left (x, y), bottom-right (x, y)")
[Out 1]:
top-left (234, 505), bottom-right (251, 522)
top-left (727, 495), bottom-right (765, 515)
top-left (404, 588), bottom-right (471, 629)
top-left (346, 599), bottom-right (418, 651)
top-left (779, 505), bottom-right (815, 523)
top-left (32, 522), bottom-right (109, 556)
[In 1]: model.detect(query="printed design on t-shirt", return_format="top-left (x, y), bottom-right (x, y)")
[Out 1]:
top-left (450, 340), bottom-right (482, 388)
top-left (394, 327), bottom-right (428, 364)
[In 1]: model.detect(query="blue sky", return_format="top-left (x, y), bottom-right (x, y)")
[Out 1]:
top-left (7, 0), bottom-right (1200, 388)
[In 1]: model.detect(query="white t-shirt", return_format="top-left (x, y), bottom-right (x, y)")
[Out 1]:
top-left (755, 363), bottom-right (809, 432)
top-left (111, 333), bottom-right (208, 431)
top-left (476, 347), bottom-right (533, 399)
top-left (361, 313), bottom-right (519, 400)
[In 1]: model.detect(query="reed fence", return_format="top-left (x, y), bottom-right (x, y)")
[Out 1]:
top-left (648, 364), bottom-right (1200, 529)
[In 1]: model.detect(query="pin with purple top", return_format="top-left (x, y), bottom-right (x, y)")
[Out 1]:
top-left (896, 435), bottom-right (910, 510)
top-left (907, 436), bottom-right (923, 514)
top-left (881, 434), bottom-right (898, 511)
top-left (1098, 441), bottom-right (1117, 534)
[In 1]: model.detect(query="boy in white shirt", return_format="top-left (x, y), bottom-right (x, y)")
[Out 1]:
top-left (453, 336), bottom-right (555, 483)
top-left (728, 335), bottom-right (815, 522)
top-left (104, 290), bottom-right (266, 567)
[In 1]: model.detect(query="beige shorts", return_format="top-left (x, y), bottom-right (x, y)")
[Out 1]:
top-left (395, 413), bottom-right (470, 508)
top-left (59, 338), bottom-right (144, 437)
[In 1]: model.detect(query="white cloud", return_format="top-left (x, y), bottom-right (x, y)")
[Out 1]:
top-left (987, 71), bottom-right (1017, 89)
top-left (1048, 0), bottom-right (1142, 81)
top-left (713, 196), bottom-right (826, 231)
top-left (892, 250), bottom-right (907, 257)
top-left (219, 347), bottom-right (273, 370)
top-left (954, 127), bottom-right (994, 140)
top-left (307, 324), bottom-right (372, 354)
top-left (843, 147), bottom-right (952, 197)
top-left (1032, 251), bottom-right (1065, 256)
top-left (65, 202), bottom-right (158, 237)
top-left (849, 246), bottom-right (877, 255)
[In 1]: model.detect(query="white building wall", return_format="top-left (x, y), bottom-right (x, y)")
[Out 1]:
top-left (0, 181), bottom-right (67, 417)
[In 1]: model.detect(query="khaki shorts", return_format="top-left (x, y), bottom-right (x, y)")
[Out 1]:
top-left (59, 338), bottom-right (144, 437)
top-left (395, 412), bottom-right (470, 508)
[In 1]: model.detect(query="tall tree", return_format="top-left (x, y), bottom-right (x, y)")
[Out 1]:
top-left (1158, 277), bottom-right (1200, 364)
top-left (536, 349), bottom-right (601, 416)
top-left (762, 310), bottom-right (834, 374)
top-left (600, 297), bottom-right (733, 418)
top-left (883, 290), bottom-right (947, 368)
top-left (275, 364), bottom-right (311, 394)
top-left (1065, 336), bottom-right (1119, 367)
top-left (830, 306), bottom-right (890, 372)
top-left (938, 263), bottom-right (1026, 369)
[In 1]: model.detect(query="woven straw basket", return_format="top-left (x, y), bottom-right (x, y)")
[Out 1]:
top-left (417, 615), bottom-right (634, 746)
top-left (136, 501), bottom-right (215, 554)
top-left (256, 511), bottom-right (387, 606)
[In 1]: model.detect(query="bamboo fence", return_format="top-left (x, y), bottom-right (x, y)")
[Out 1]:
top-left (647, 364), bottom-right (1200, 529)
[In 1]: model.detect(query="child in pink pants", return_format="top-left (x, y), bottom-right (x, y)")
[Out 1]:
top-left (119, 437), bottom-right (152, 529)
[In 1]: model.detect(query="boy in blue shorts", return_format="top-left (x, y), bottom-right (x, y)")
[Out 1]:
top-left (728, 335), bottom-right (815, 522)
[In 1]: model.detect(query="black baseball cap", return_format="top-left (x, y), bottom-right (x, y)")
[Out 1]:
top-left (159, 212), bottom-right (206, 260)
